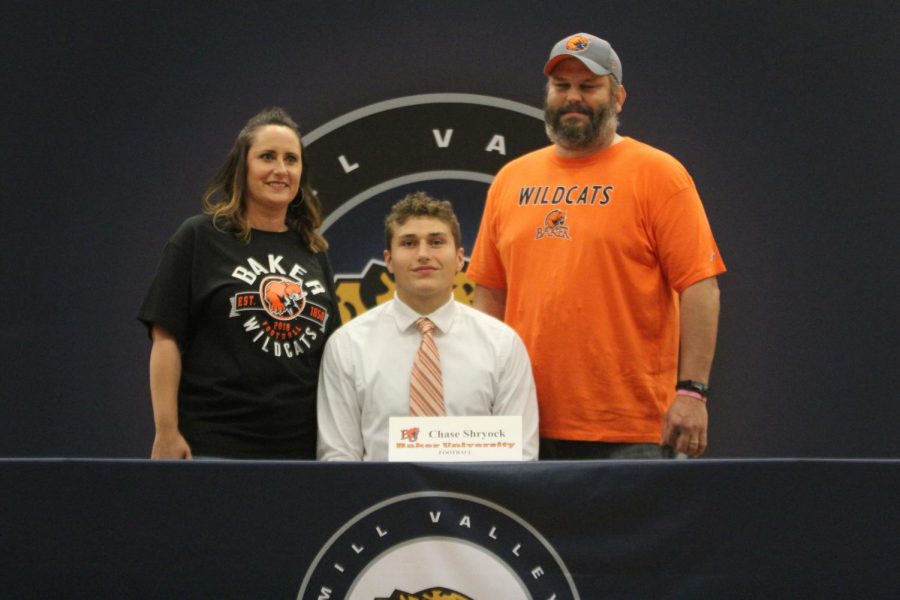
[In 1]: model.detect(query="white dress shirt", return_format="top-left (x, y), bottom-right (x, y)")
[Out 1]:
top-left (317, 295), bottom-right (539, 461)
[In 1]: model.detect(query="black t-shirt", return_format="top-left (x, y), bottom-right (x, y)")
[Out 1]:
top-left (139, 215), bottom-right (339, 458)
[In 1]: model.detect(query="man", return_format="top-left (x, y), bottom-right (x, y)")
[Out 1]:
top-left (317, 192), bottom-right (539, 461)
top-left (467, 33), bottom-right (726, 459)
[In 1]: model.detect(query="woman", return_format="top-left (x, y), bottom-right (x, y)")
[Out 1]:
top-left (139, 107), bottom-right (339, 459)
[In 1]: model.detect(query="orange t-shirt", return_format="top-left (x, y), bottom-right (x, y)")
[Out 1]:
top-left (468, 138), bottom-right (726, 442)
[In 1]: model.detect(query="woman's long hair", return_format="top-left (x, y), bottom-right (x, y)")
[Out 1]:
top-left (201, 107), bottom-right (327, 251)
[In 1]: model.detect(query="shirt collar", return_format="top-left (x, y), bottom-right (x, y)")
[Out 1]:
top-left (390, 294), bottom-right (457, 333)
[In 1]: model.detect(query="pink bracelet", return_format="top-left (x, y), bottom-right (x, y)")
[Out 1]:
top-left (676, 389), bottom-right (707, 403)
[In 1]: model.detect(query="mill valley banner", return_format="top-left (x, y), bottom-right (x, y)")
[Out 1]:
top-left (303, 94), bottom-right (548, 322)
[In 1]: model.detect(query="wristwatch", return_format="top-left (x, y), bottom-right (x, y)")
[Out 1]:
top-left (676, 380), bottom-right (709, 398)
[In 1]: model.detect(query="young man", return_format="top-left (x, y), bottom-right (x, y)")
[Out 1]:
top-left (316, 192), bottom-right (539, 461)
top-left (468, 33), bottom-right (726, 459)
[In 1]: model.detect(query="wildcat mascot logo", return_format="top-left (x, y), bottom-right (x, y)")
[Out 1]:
top-left (376, 588), bottom-right (471, 600)
top-left (536, 209), bottom-right (571, 240)
top-left (228, 258), bottom-right (331, 357)
top-left (260, 276), bottom-right (307, 320)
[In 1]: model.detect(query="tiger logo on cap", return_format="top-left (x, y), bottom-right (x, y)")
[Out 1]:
top-left (565, 35), bottom-right (590, 52)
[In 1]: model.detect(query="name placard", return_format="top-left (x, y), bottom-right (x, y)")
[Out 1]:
top-left (388, 416), bottom-right (523, 462)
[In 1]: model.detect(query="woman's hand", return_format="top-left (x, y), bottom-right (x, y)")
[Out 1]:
top-left (151, 428), bottom-right (192, 459)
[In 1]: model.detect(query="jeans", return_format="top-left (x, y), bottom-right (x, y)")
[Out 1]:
top-left (539, 438), bottom-right (677, 460)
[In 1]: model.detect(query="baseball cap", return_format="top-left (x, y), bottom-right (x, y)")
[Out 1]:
top-left (543, 33), bottom-right (622, 82)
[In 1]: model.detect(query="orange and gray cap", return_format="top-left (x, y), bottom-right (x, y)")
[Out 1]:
top-left (543, 33), bottom-right (622, 83)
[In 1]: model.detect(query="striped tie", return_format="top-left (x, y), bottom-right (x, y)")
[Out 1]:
top-left (409, 317), bottom-right (445, 416)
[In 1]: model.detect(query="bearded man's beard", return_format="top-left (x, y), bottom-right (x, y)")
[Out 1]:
top-left (544, 97), bottom-right (618, 149)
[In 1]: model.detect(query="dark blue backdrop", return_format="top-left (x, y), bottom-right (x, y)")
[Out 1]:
top-left (1, 1), bottom-right (898, 458)
top-left (2, 459), bottom-right (898, 597)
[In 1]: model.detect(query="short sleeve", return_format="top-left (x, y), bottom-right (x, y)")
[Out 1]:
top-left (467, 176), bottom-right (508, 289)
top-left (645, 160), bottom-right (726, 293)
top-left (137, 223), bottom-right (196, 347)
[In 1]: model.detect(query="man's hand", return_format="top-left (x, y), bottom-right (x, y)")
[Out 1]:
top-left (662, 394), bottom-right (708, 456)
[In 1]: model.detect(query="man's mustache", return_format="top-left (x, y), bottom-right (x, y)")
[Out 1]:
top-left (559, 103), bottom-right (593, 116)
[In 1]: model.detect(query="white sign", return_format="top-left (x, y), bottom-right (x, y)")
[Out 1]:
top-left (388, 416), bottom-right (523, 462)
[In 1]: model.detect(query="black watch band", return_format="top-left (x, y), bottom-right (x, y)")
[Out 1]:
top-left (676, 380), bottom-right (709, 397)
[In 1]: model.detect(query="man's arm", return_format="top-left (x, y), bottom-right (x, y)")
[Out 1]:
top-left (316, 337), bottom-right (365, 461)
top-left (473, 284), bottom-right (507, 320)
top-left (662, 276), bottom-right (720, 456)
top-left (678, 276), bottom-right (720, 383)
